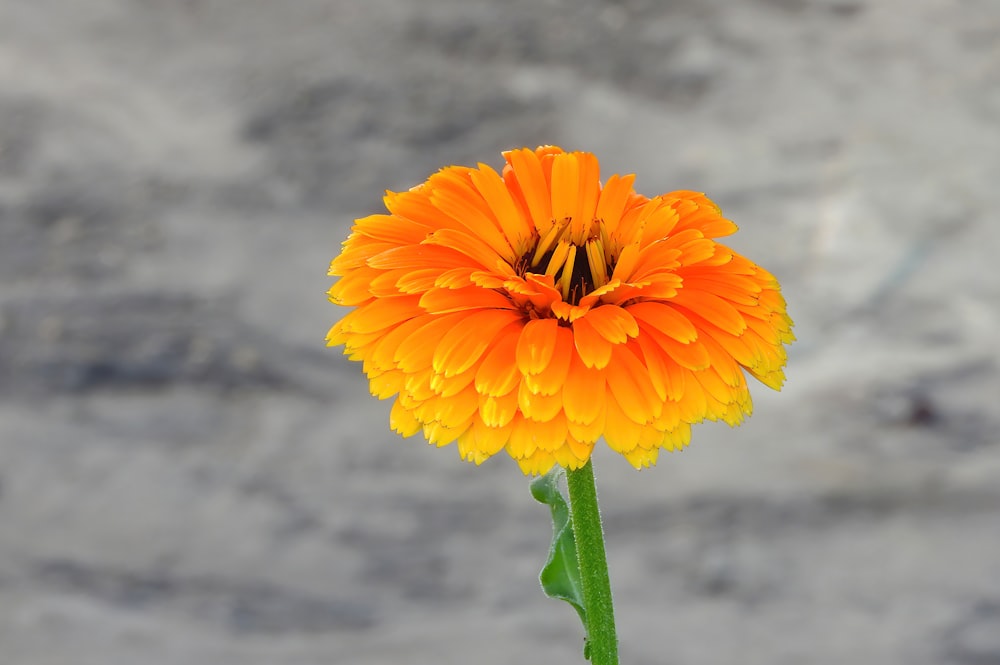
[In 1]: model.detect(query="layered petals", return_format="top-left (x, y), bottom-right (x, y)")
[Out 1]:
top-left (329, 146), bottom-right (793, 474)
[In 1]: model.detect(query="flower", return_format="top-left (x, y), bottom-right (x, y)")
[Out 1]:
top-left (327, 146), bottom-right (794, 474)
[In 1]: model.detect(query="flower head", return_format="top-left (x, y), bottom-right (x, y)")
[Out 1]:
top-left (328, 146), bottom-right (794, 474)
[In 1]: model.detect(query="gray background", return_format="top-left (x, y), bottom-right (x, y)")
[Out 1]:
top-left (2, 1), bottom-right (999, 664)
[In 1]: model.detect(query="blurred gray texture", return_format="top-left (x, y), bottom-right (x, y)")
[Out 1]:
top-left (1, 1), bottom-right (999, 664)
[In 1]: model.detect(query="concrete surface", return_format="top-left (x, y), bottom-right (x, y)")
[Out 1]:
top-left (1, 1), bottom-right (999, 663)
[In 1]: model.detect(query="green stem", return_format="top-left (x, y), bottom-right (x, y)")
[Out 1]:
top-left (566, 460), bottom-right (619, 665)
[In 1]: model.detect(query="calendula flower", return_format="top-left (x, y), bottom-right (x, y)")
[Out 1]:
top-left (327, 146), bottom-right (793, 474)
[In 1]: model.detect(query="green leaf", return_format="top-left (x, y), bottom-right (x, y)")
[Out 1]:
top-left (530, 467), bottom-right (588, 634)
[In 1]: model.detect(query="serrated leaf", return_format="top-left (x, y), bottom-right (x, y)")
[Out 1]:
top-left (530, 466), bottom-right (587, 632)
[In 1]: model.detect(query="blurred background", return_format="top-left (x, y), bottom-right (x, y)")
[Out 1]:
top-left (1, 1), bottom-right (999, 663)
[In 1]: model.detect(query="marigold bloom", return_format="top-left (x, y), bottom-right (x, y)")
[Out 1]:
top-left (327, 146), bottom-right (794, 474)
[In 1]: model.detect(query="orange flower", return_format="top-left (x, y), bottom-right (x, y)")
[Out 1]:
top-left (327, 146), bottom-right (794, 474)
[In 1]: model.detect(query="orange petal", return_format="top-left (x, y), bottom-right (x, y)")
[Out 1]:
top-left (671, 289), bottom-right (747, 336)
top-left (423, 421), bottom-right (468, 448)
top-left (606, 345), bottom-right (661, 424)
top-left (430, 365), bottom-right (478, 398)
top-left (550, 152), bottom-right (580, 227)
top-left (394, 314), bottom-right (469, 372)
top-left (518, 378), bottom-right (564, 422)
top-left (575, 152), bottom-right (601, 236)
top-left (622, 445), bottom-right (659, 469)
top-left (595, 173), bottom-right (636, 232)
top-left (530, 412), bottom-right (570, 452)
top-left (423, 228), bottom-right (512, 271)
top-left (340, 295), bottom-right (423, 334)
top-left (581, 305), bottom-right (639, 344)
top-left (679, 273), bottom-right (761, 306)
top-left (479, 388), bottom-right (519, 427)
top-left (433, 314), bottom-right (523, 377)
top-left (469, 163), bottom-right (533, 252)
top-left (516, 318), bottom-right (560, 375)
top-left (469, 417), bottom-right (513, 457)
top-left (603, 392), bottom-right (646, 454)
top-left (505, 148), bottom-right (553, 234)
top-left (523, 325), bottom-right (574, 396)
top-left (628, 302), bottom-right (698, 343)
top-left (564, 435), bottom-right (595, 463)
top-left (352, 213), bottom-right (432, 244)
top-left (428, 175), bottom-right (516, 260)
top-left (432, 385), bottom-right (481, 428)
top-left (390, 399), bottom-right (422, 437)
top-left (419, 286), bottom-right (516, 314)
top-left (637, 320), bottom-right (711, 371)
top-left (562, 352), bottom-right (606, 425)
top-left (505, 414), bottom-right (538, 460)
top-left (572, 315), bottom-right (614, 369)
top-left (328, 270), bottom-right (378, 305)
top-left (474, 329), bottom-right (522, 397)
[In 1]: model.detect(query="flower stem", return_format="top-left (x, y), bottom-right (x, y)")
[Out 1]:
top-left (566, 460), bottom-right (618, 665)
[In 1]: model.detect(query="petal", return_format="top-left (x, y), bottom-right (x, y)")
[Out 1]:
top-left (339, 295), bottom-right (424, 335)
top-left (470, 163), bottom-right (533, 252)
top-left (679, 273), bottom-right (761, 306)
top-left (433, 314), bottom-right (523, 377)
top-left (622, 445), bottom-right (660, 469)
top-left (603, 392), bottom-right (646, 454)
top-left (506, 414), bottom-right (538, 460)
top-left (562, 352), bottom-right (606, 425)
top-left (394, 314), bottom-right (469, 372)
top-left (328, 270), bottom-right (378, 305)
top-left (670, 289), bottom-right (747, 336)
top-left (371, 314), bottom-right (439, 370)
top-left (630, 242), bottom-right (683, 282)
top-left (572, 315), bottom-right (614, 369)
top-left (474, 328), bottom-right (522, 397)
top-left (637, 320), bottom-right (711, 371)
top-left (479, 388), bottom-right (519, 427)
top-left (469, 418), bottom-right (513, 457)
top-left (662, 422), bottom-right (692, 452)
top-left (518, 378), bottom-right (565, 422)
top-left (529, 412), bottom-right (570, 452)
top-left (523, 325), bottom-right (574, 396)
top-left (423, 421), bottom-right (469, 448)
top-left (352, 213), bottom-right (432, 244)
top-left (430, 366), bottom-right (478, 398)
top-left (580, 305), bottom-right (639, 344)
top-left (427, 174), bottom-right (516, 261)
top-left (367, 244), bottom-right (474, 271)
top-left (633, 335), bottom-right (669, 402)
top-left (504, 148), bottom-right (552, 234)
top-left (595, 173), bottom-right (637, 231)
top-left (575, 152), bottom-right (601, 234)
top-left (423, 228), bottom-right (512, 272)
top-left (390, 399), bottom-right (421, 437)
top-left (419, 286), bottom-right (516, 314)
top-left (516, 318), bottom-right (560, 375)
top-left (564, 435), bottom-right (594, 463)
top-left (432, 385), bottom-right (481, 428)
top-left (628, 302), bottom-right (698, 343)
top-left (606, 344), bottom-right (661, 424)
top-left (550, 152), bottom-right (580, 226)
top-left (370, 369), bottom-right (406, 400)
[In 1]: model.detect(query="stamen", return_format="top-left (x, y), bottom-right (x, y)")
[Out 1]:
top-left (558, 245), bottom-right (577, 300)
top-left (519, 219), bottom-right (612, 305)
top-left (544, 240), bottom-right (572, 278)
top-left (600, 222), bottom-right (613, 266)
top-left (586, 239), bottom-right (608, 288)
top-left (531, 218), bottom-right (569, 267)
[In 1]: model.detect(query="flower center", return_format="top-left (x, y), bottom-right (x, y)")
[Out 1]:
top-left (519, 218), bottom-right (612, 305)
